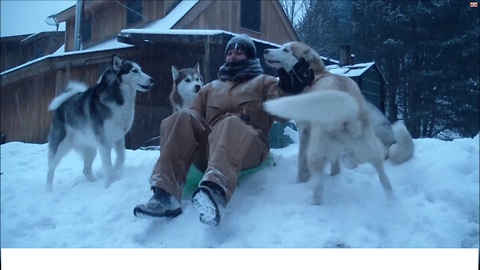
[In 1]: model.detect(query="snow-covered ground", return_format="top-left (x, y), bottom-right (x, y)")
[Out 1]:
top-left (1, 130), bottom-right (478, 269)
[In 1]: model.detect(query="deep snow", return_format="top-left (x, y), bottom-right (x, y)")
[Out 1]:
top-left (1, 129), bottom-right (479, 268)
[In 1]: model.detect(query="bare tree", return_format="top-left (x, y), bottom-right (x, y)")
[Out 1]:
top-left (278, 0), bottom-right (310, 27)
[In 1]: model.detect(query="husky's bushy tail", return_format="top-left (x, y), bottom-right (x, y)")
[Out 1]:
top-left (264, 90), bottom-right (360, 126)
top-left (388, 121), bottom-right (414, 164)
top-left (48, 81), bottom-right (88, 111)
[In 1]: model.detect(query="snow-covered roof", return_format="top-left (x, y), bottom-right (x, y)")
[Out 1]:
top-left (1, 0), bottom-right (378, 80)
top-left (122, 29), bottom-right (224, 35)
top-left (1, 0), bottom-right (199, 76)
top-left (118, 0), bottom-right (280, 47)
top-left (0, 37), bottom-right (132, 76)
top-left (327, 62), bottom-right (376, 77)
top-left (141, 0), bottom-right (199, 29)
top-left (119, 28), bottom-right (280, 49)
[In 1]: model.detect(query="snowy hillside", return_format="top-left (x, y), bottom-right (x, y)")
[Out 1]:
top-left (1, 130), bottom-right (479, 268)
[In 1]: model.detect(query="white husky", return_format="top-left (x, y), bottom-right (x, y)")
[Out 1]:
top-left (169, 63), bottom-right (204, 112)
top-left (263, 42), bottom-right (414, 204)
top-left (46, 55), bottom-right (154, 191)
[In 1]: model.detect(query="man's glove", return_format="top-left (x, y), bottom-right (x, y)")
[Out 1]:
top-left (277, 58), bottom-right (315, 95)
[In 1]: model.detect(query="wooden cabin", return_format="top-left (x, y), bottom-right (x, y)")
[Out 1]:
top-left (1, 0), bottom-right (299, 149)
top-left (55, 0), bottom-right (297, 53)
top-left (0, 31), bottom-right (65, 72)
top-left (0, 0), bottom-right (385, 150)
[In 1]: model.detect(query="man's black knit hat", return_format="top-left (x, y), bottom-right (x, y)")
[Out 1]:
top-left (224, 34), bottom-right (257, 59)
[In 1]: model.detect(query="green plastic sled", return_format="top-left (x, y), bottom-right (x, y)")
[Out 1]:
top-left (183, 157), bottom-right (274, 197)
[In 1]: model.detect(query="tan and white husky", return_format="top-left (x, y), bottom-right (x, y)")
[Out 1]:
top-left (263, 42), bottom-right (414, 204)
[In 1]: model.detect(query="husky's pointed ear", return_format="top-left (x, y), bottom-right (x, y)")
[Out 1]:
top-left (112, 55), bottom-right (123, 72)
top-left (194, 63), bottom-right (200, 74)
top-left (300, 47), bottom-right (320, 64)
top-left (171, 65), bottom-right (179, 79)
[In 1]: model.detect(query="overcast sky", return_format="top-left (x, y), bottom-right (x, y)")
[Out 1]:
top-left (0, 0), bottom-right (75, 37)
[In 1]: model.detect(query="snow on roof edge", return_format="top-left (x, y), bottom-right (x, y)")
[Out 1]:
top-left (327, 62), bottom-right (376, 77)
top-left (120, 28), bottom-right (281, 48)
top-left (140, 0), bottom-right (200, 30)
top-left (1, 38), bottom-right (133, 76)
top-left (120, 29), bottom-right (225, 35)
top-left (2, 0), bottom-right (378, 78)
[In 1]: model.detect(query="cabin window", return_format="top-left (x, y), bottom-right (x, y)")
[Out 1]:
top-left (241, 0), bottom-right (261, 32)
top-left (82, 17), bottom-right (92, 43)
top-left (127, 0), bottom-right (143, 26)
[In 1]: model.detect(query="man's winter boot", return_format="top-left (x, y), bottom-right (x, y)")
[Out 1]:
top-left (133, 188), bottom-right (182, 218)
top-left (191, 182), bottom-right (226, 226)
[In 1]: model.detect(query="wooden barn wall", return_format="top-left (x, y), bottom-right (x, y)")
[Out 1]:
top-left (126, 47), bottom-right (183, 149)
top-left (63, 0), bottom-right (183, 52)
top-left (1, 34), bottom-right (65, 72)
top-left (144, 0), bottom-right (164, 21)
top-left (1, 40), bottom-right (26, 72)
top-left (87, 4), bottom-right (125, 47)
top-left (124, 40), bottom-right (279, 149)
top-left (0, 59), bottom-right (105, 145)
top-left (1, 45), bottom-right (227, 149)
top-left (362, 68), bottom-right (385, 112)
top-left (3, 0), bottom-right (303, 148)
top-left (185, 0), bottom-right (235, 34)
top-left (126, 43), bottom-right (224, 148)
top-left (64, 20), bottom-right (75, 52)
top-left (0, 38), bottom-right (281, 149)
top-left (1, 72), bottom-right (56, 144)
top-left (181, 1), bottom-right (293, 45)
top-left (1, 42), bottom-right (383, 150)
top-left (64, 2), bottom-right (135, 51)
top-left (1, 50), bottom-right (122, 146)
top-left (63, 0), bottom-right (296, 52)
top-left (261, 1), bottom-right (296, 44)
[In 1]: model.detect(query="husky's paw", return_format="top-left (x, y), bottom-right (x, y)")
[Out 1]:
top-left (329, 161), bottom-right (341, 176)
top-left (83, 171), bottom-right (97, 182)
top-left (385, 190), bottom-right (395, 202)
top-left (105, 179), bottom-right (116, 188)
top-left (312, 183), bottom-right (324, 205)
top-left (312, 194), bottom-right (323, 205)
top-left (113, 163), bottom-right (124, 171)
top-left (297, 171), bottom-right (310, 183)
top-left (86, 177), bottom-right (98, 182)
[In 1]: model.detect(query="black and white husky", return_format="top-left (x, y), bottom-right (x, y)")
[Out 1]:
top-left (169, 63), bottom-right (203, 112)
top-left (46, 55), bottom-right (154, 191)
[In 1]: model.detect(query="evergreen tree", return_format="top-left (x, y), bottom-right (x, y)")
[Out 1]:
top-left (294, 0), bottom-right (479, 139)
top-left (296, 0), bottom-right (341, 57)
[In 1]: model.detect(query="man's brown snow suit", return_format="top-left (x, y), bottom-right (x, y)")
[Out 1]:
top-left (150, 75), bottom-right (282, 204)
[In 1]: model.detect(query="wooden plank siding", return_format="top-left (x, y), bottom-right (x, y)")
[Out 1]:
top-left (178, 0), bottom-right (296, 44)
top-left (59, 0), bottom-right (298, 52)
top-left (1, 73), bottom-right (55, 144)
top-left (0, 36), bottom-right (281, 149)
top-left (361, 68), bottom-right (386, 112)
top-left (0, 48), bottom-right (139, 146)
top-left (7, 1), bottom-right (390, 150)
top-left (62, 1), bottom-right (186, 52)
top-left (1, 32), bottom-right (65, 73)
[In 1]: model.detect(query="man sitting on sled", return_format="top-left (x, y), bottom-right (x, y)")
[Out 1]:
top-left (134, 34), bottom-right (313, 226)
